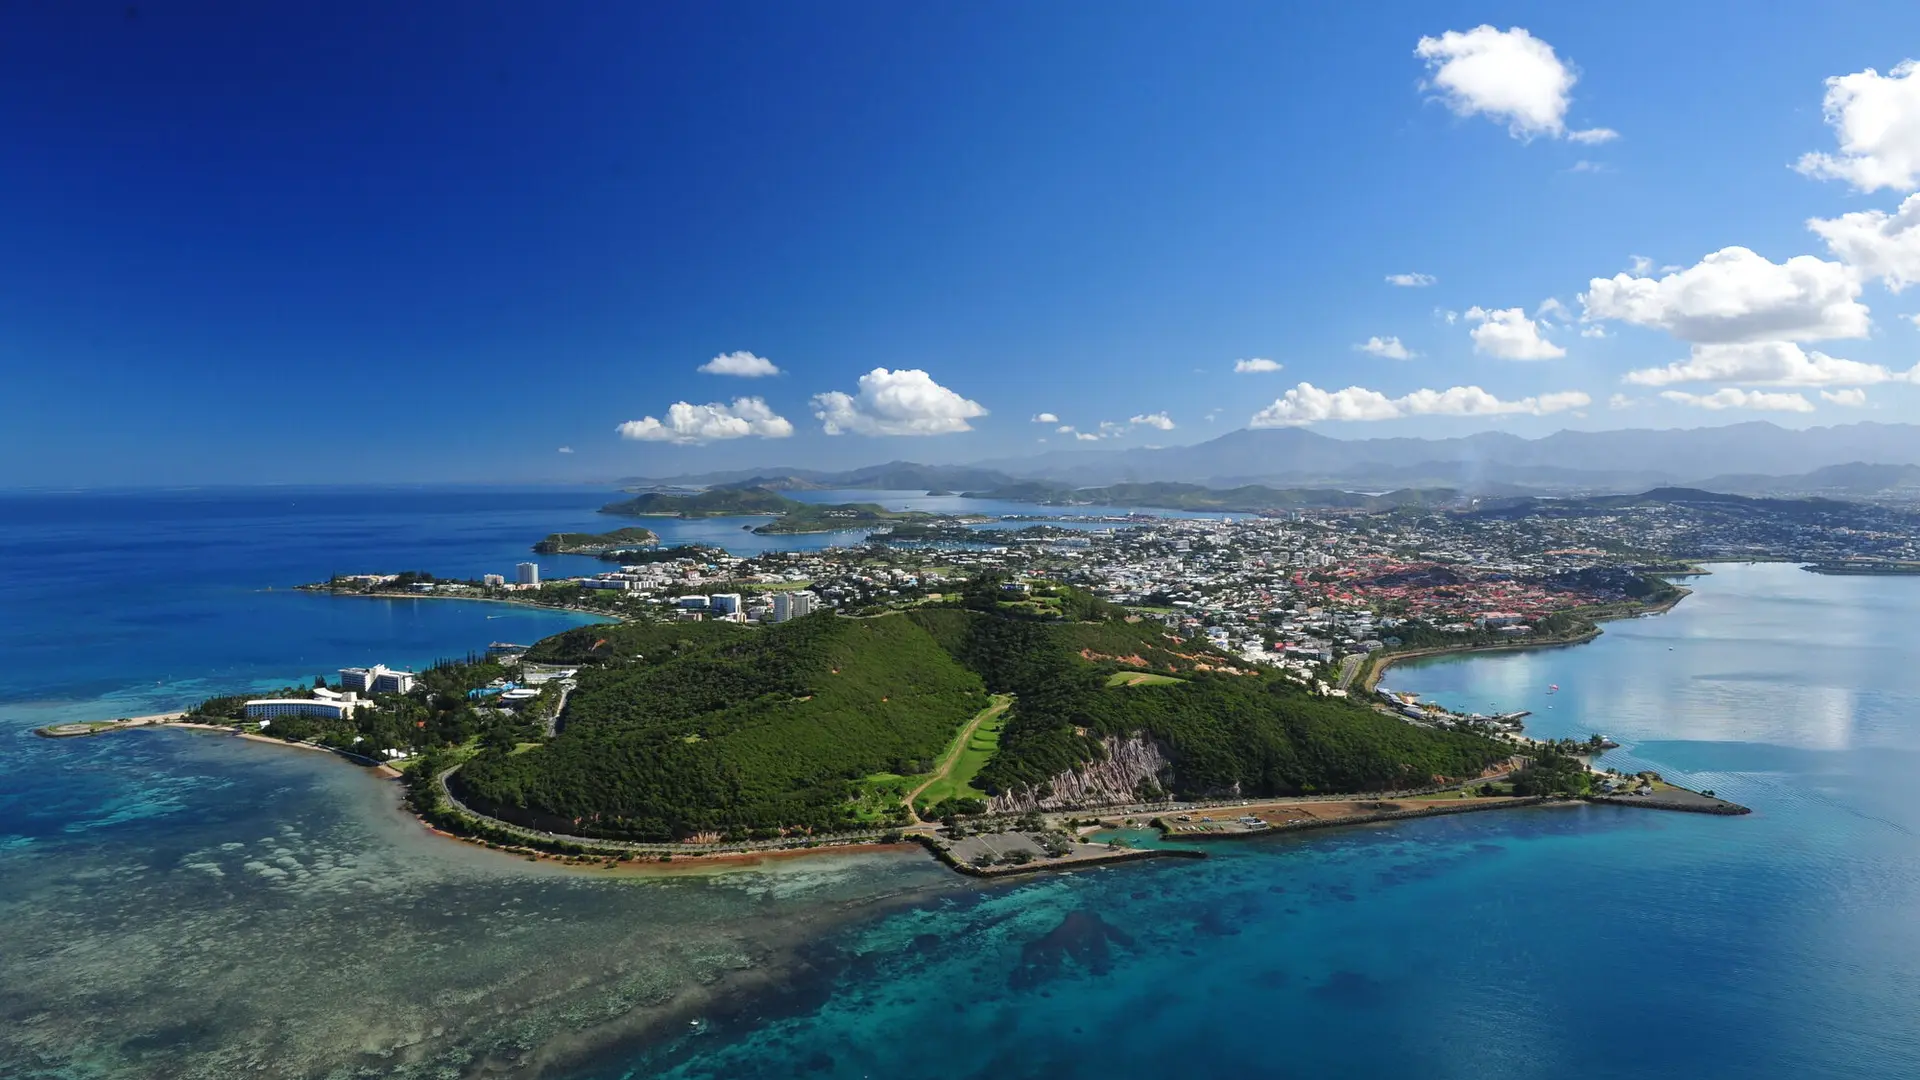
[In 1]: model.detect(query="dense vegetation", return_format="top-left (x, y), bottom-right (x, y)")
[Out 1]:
top-left (1509, 749), bottom-right (1594, 796)
top-left (906, 608), bottom-right (1509, 800)
top-left (600, 486), bottom-right (936, 533)
top-left (532, 527), bottom-right (659, 554)
top-left (454, 590), bottom-right (1512, 838)
top-left (601, 486), bottom-right (799, 517)
top-left (452, 613), bottom-right (989, 840)
top-left (516, 619), bottom-right (748, 666)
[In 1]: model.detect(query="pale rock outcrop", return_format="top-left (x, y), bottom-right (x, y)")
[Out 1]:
top-left (988, 735), bottom-right (1179, 813)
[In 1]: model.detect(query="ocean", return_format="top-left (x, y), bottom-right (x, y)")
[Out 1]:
top-left (3, 491), bottom-right (1918, 1079)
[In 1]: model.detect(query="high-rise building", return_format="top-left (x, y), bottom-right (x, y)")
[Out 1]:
top-left (515, 562), bottom-right (540, 586)
top-left (482, 573), bottom-right (506, 586)
top-left (771, 589), bottom-right (819, 622)
top-left (708, 592), bottom-right (742, 616)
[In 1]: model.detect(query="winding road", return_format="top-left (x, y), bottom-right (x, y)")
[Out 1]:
top-left (904, 694), bottom-right (1011, 823)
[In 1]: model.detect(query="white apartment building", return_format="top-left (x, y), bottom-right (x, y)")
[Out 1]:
top-left (770, 589), bottom-right (819, 622)
top-left (243, 699), bottom-right (354, 721)
top-left (340, 664), bottom-right (417, 695)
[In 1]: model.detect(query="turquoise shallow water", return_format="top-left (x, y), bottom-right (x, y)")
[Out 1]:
top-left (4, 490), bottom-right (1918, 1079)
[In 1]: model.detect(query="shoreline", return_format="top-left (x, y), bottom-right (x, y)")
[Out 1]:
top-left (294, 585), bottom-right (628, 623)
top-left (1359, 585), bottom-right (1691, 693)
top-left (38, 580), bottom-right (1729, 880)
top-left (42, 708), bottom-right (1745, 879)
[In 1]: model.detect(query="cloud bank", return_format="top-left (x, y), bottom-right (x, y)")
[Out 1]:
top-left (1415, 25), bottom-right (1615, 142)
top-left (812, 368), bottom-right (986, 436)
top-left (1582, 247), bottom-right (1869, 344)
top-left (616, 397), bottom-right (794, 444)
top-left (698, 351), bottom-right (782, 377)
top-left (1796, 60), bottom-right (1920, 193)
top-left (1250, 382), bottom-right (1589, 426)
top-left (1466, 306), bottom-right (1565, 359)
top-left (1356, 336), bottom-right (1416, 359)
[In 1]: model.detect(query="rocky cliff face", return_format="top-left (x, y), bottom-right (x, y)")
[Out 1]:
top-left (987, 735), bottom-right (1183, 813)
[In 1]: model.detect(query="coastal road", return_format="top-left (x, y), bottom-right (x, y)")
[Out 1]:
top-left (1336, 653), bottom-right (1364, 691)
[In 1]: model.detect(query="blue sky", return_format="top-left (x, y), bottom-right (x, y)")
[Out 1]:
top-left (8, 2), bottom-right (1920, 485)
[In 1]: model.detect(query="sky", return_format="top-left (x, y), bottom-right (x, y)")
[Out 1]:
top-left (8, 2), bottom-right (1920, 485)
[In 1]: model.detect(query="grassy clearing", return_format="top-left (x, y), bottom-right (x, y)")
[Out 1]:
top-left (1105, 671), bottom-right (1187, 687)
top-left (849, 772), bottom-right (915, 823)
top-left (910, 695), bottom-right (1012, 812)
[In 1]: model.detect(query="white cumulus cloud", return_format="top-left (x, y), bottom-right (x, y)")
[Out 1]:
top-left (616, 397), bottom-right (794, 444)
top-left (1130, 412), bottom-right (1175, 430)
top-left (1386, 272), bottom-right (1437, 287)
top-left (1823, 388), bottom-right (1870, 407)
top-left (1628, 255), bottom-right (1654, 276)
top-left (698, 350), bottom-right (782, 377)
top-left (1415, 25), bottom-right (1614, 142)
top-left (1249, 382), bottom-right (1589, 427)
top-left (1075, 432), bottom-right (1101, 442)
top-left (1608, 393), bottom-right (1638, 410)
top-left (1465, 306), bottom-right (1566, 359)
top-left (1809, 193), bottom-right (1920, 292)
top-left (1581, 247), bottom-right (1870, 343)
top-left (1234, 357), bottom-right (1283, 373)
top-left (812, 368), bottom-right (986, 436)
top-left (1356, 336), bottom-right (1416, 359)
top-left (1031, 412), bottom-right (1059, 424)
top-left (1623, 341), bottom-right (1911, 388)
top-left (1796, 60), bottom-right (1920, 193)
top-left (1659, 388), bottom-right (1815, 413)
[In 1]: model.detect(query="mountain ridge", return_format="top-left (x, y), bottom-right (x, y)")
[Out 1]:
top-left (620, 422), bottom-right (1920, 496)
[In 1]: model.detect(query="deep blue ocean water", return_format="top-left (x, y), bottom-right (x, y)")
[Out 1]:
top-left (3, 493), bottom-right (1918, 1079)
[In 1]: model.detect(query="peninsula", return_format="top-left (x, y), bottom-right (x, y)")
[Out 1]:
top-left (600, 486), bottom-right (944, 534)
top-left (58, 568), bottom-right (1743, 878)
top-left (532, 527), bottom-right (658, 556)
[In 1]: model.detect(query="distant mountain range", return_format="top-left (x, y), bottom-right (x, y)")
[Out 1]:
top-left (620, 422), bottom-right (1920, 500)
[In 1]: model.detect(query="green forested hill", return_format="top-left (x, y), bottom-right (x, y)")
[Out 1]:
top-left (453, 613), bottom-right (988, 840)
top-left (455, 601), bottom-right (1509, 842)
top-left (599, 486), bottom-right (933, 533)
top-left (906, 609), bottom-right (1507, 800)
top-left (518, 620), bottom-right (748, 666)
top-left (600, 486), bottom-right (799, 517)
